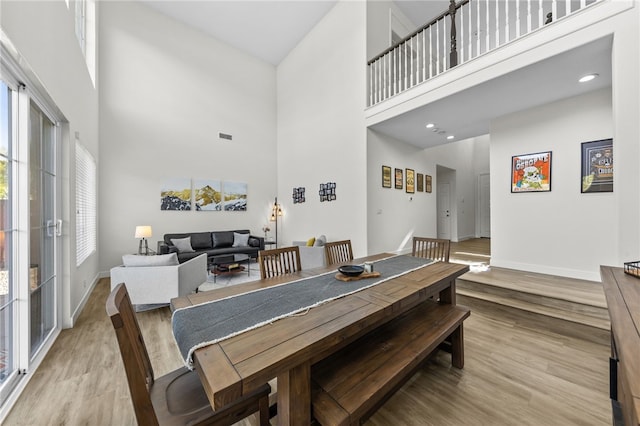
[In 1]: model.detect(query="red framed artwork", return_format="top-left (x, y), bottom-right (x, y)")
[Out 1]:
top-left (511, 151), bottom-right (552, 193)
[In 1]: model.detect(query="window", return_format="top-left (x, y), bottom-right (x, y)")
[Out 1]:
top-left (75, 0), bottom-right (86, 55)
top-left (75, 141), bottom-right (95, 266)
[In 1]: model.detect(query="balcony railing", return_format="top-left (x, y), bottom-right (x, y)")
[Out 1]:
top-left (368, 0), bottom-right (602, 107)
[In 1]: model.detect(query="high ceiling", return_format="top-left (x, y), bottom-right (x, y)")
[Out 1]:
top-left (137, 1), bottom-right (612, 149)
top-left (140, 0), bottom-right (338, 65)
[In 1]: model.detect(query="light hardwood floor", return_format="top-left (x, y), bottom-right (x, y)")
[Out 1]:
top-left (4, 245), bottom-right (612, 425)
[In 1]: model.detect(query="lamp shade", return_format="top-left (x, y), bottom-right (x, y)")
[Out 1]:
top-left (135, 225), bottom-right (152, 239)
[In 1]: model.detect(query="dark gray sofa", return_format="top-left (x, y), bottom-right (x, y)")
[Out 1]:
top-left (157, 229), bottom-right (265, 263)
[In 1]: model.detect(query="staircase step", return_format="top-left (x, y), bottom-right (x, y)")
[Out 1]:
top-left (458, 267), bottom-right (607, 308)
top-left (456, 286), bottom-right (609, 330)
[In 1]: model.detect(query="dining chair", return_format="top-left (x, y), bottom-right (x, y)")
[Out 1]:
top-left (258, 246), bottom-right (302, 279)
top-left (106, 282), bottom-right (271, 426)
top-left (324, 240), bottom-right (354, 266)
top-left (412, 236), bottom-right (451, 262)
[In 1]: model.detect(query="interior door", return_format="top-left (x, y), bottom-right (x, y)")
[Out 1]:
top-left (478, 173), bottom-right (491, 238)
top-left (437, 183), bottom-right (451, 239)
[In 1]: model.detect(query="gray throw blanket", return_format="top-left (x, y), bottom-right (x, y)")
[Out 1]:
top-left (172, 254), bottom-right (434, 367)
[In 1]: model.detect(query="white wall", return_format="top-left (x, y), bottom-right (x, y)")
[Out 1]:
top-left (277, 0), bottom-right (368, 256)
top-left (367, 130), bottom-right (489, 254)
top-left (491, 88), bottom-right (615, 281)
top-left (98, 2), bottom-right (277, 271)
top-left (1, 1), bottom-right (99, 326)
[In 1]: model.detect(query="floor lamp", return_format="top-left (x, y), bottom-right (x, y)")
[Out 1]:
top-left (270, 197), bottom-right (283, 248)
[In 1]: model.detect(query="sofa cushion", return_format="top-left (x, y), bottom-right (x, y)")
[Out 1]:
top-left (190, 232), bottom-right (213, 249)
top-left (122, 253), bottom-right (179, 267)
top-left (232, 232), bottom-right (250, 247)
top-left (306, 237), bottom-right (316, 246)
top-left (248, 237), bottom-right (260, 248)
top-left (314, 235), bottom-right (327, 247)
top-left (171, 237), bottom-right (195, 253)
top-left (212, 231), bottom-right (234, 248)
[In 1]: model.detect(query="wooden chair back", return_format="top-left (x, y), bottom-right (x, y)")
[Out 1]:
top-left (107, 283), bottom-right (272, 426)
top-left (324, 240), bottom-right (354, 266)
top-left (106, 283), bottom-right (159, 425)
top-left (258, 246), bottom-right (302, 279)
top-left (412, 237), bottom-right (451, 262)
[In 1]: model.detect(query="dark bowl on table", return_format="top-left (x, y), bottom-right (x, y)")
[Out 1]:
top-left (338, 265), bottom-right (364, 277)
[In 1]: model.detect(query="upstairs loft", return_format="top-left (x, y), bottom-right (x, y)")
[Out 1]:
top-left (368, 0), bottom-right (602, 107)
top-left (365, 0), bottom-right (620, 148)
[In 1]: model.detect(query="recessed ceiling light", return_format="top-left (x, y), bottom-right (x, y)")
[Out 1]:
top-left (426, 123), bottom-right (435, 128)
top-left (579, 73), bottom-right (599, 83)
top-left (447, 135), bottom-right (455, 140)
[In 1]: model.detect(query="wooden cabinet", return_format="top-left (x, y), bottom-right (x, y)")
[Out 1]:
top-left (601, 266), bottom-right (640, 426)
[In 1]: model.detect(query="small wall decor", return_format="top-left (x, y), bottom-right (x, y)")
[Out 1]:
top-left (194, 179), bottom-right (222, 211)
top-left (511, 151), bottom-right (552, 193)
top-left (160, 178), bottom-right (192, 210)
top-left (581, 138), bottom-right (613, 193)
top-left (222, 181), bottom-right (247, 211)
top-left (417, 173), bottom-right (424, 192)
top-left (406, 168), bottom-right (415, 193)
top-left (293, 187), bottom-right (306, 203)
top-left (319, 182), bottom-right (336, 202)
top-left (382, 165), bottom-right (392, 188)
top-left (394, 168), bottom-right (403, 189)
top-left (426, 175), bottom-right (432, 193)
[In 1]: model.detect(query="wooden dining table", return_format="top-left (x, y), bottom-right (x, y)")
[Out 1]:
top-left (171, 253), bottom-right (469, 426)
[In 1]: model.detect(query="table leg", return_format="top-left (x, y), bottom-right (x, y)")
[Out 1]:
top-left (439, 279), bottom-right (456, 305)
top-left (277, 361), bottom-right (311, 426)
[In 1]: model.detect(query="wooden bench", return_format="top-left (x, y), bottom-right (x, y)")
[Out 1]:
top-left (311, 301), bottom-right (470, 426)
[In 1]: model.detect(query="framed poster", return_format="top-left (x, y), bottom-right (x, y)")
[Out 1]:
top-left (581, 138), bottom-right (613, 193)
top-left (417, 173), bottom-right (424, 192)
top-left (511, 151), bottom-right (552, 193)
top-left (425, 175), bottom-right (432, 193)
top-left (382, 165), bottom-right (392, 188)
top-left (406, 169), bottom-right (415, 193)
top-left (394, 168), bottom-right (403, 189)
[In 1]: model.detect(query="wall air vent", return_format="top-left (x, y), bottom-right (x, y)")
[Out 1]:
top-left (219, 132), bottom-right (233, 141)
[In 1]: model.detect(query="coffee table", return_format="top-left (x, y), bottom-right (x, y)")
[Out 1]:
top-left (209, 253), bottom-right (251, 283)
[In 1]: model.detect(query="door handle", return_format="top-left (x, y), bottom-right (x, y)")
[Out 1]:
top-left (56, 219), bottom-right (62, 237)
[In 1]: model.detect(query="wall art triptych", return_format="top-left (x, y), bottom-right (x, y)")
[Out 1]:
top-left (160, 178), bottom-right (247, 211)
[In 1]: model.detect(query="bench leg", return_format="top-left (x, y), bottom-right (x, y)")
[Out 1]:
top-left (450, 324), bottom-right (464, 369)
top-left (277, 361), bottom-right (311, 426)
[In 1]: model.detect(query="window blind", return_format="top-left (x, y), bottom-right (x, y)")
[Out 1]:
top-left (75, 141), bottom-right (96, 266)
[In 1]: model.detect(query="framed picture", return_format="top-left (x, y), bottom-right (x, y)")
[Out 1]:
top-left (425, 175), bottom-right (432, 193)
top-left (417, 173), bottom-right (424, 192)
top-left (581, 138), bottom-right (613, 193)
top-left (405, 169), bottom-right (415, 193)
top-left (382, 165), bottom-right (392, 188)
top-left (511, 151), bottom-right (552, 193)
top-left (395, 168), bottom-right (403, 189)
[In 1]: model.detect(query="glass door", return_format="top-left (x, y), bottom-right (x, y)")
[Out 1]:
top-left (28, 102), bottom-right (57, 357)
top-left (0, 81), bottom-right (16, 399)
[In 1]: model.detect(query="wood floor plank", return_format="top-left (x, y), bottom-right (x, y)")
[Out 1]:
top-left (4, 271), bottom-right (611, 426)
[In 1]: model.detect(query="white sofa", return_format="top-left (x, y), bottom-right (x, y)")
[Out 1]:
top-left (110, 253), bottom-right (207, 305)
top-left (292, 236), bottom-right (327, 269)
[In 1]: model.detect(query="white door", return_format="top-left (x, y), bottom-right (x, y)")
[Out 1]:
top-left (437, 183), bottom-right (451, 239)
top-left (478, 173), bottom-right (491, 238)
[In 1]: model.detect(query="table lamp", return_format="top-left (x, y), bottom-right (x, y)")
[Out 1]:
top-left (135, 225), bottom-right (152, 255)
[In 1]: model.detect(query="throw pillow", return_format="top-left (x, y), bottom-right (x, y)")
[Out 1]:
top-left (306, 237), bottom-right (316, 247)
top-left (171, 237), bottom-right (195, 253)
top-left (314, 235), bottom-right (327, 247)
top-left (122, 253), bottom-right (179, 267)
top-left (232, 232), bottom-right (250, 247)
